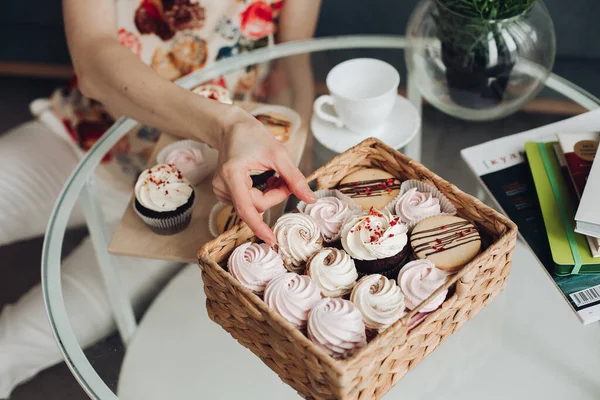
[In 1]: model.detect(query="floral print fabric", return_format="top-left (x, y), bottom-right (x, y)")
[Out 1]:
top-left (50, 0), bottom-right (281, 187)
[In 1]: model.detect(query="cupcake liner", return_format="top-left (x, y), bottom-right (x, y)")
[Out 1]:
top-left (357, 262), bottom-right (403, 281)
top-left (209, 202), bottom-right (271, 238)
top-left (134, 197), bottom-right (195, 235)
top-left (365, 328), bottom-right (379, 343)
top-left (156, 139), bottom-right (218, 186)
top-left (324, 240), bottom-right (343, 250)
top-left (385, 179), bottom-right (457, 231)
top-left (297, 189), bottom-right (363, 243)
top-left (250, 105), bottom-right (301, 144)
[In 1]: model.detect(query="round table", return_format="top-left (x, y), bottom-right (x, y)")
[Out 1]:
top-left (42, 36), bottom-right (600, 400)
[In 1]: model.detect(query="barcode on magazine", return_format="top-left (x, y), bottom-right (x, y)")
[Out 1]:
top-left (570, 284), bottom-right (600, 308)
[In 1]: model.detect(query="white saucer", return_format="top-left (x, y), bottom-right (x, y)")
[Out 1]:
top-left (311, 95), bottom-right (421, 153)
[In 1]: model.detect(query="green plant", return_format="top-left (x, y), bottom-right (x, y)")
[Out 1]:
top-left (434, 0), bottom-right (535, 55)
top-left (439, 0), bottom-right (535, 20)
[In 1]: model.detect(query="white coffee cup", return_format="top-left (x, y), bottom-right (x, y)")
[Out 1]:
top-left (314, 58), bottom-right (400, 134)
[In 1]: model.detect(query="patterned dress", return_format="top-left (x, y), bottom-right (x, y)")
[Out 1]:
top-left (49, 0), bottom-right (282, 186)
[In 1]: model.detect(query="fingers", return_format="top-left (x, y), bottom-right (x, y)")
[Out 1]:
top-left (212, 176), bottom-right (232, 204)
top-left (228, 171), bottom-right (276, 245)
top-left (274, 151), bottom-right (316, 204)
top-left (214, 187), bottom-right (231, 204)
top-left (250, 186), bottom-right (291, 213)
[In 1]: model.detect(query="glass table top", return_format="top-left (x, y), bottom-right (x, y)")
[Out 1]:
top-left (42, 36), bottom-right (600, 400)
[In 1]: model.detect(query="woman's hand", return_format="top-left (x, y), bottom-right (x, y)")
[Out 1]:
top-left (212, 106), bottom-right (316, 245)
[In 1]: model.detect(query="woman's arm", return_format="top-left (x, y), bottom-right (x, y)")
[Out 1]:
top-left (63, 0), bottom-right (231, 147)
top-left (63, 0), bottom-right (316, 244)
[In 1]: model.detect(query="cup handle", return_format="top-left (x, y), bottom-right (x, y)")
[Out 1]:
top-left (313, 95), bottom-right (344, 128)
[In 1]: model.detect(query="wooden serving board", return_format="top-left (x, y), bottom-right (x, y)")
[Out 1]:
top-left (108, 101), bottom-right (308, 264)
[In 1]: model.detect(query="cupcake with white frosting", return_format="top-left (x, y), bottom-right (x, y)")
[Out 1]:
top-left (306, 248), bottom-right (358, 298)
top-left (273, 213), bottom-right (323, 273)
top-left (227, 243), bottom-right (286, 295)
top-left (264, 272), bottom-right (322, 330)
top-left (134, 164), bottom-right (195, 235)
top-left (297, 189), bottom-right (361, 245)
top-left (350, 274), bottom-right (406, 335)
top-left (397, 259), bottom-right (448, 312)
top-left (307, 298), bottom-right (367, 359)
top-left (341, 207), bottom-right (409, 279)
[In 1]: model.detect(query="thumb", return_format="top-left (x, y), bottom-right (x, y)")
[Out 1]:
top-left (273, 151), bottom-right (316, 204)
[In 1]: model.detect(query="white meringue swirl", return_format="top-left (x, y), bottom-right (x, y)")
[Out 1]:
top-left (273, 213), bottom-right (323, 273)
top-left (397, 259), bottom-right (447, 312)
top-left (307, 248), bottom-right (358, 298)
top-left (394, 187), bottom-right (441, 224)
top-left (228, 243), bottom-right (286, 295)
top-left (297, 194), bottom-right (357, 242)
top-left (350, 274), bottom-right (406, 332)
top-left (308, 298), bottom-right (367, 359)
top-left (134, 164), bottom-right (193, 212)
top-left (341, 208), bottom-right (408, 260)
top-left (264, 272), bottom-right (322, 330)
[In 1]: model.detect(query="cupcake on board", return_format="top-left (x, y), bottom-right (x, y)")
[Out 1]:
top-left (134, 164), bottom-right (195, 235)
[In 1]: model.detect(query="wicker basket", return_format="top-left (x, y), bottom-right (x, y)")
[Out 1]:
top-left (198, 138), bottom-right (518, 400)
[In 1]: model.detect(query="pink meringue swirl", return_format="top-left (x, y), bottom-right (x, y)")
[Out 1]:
top-left (264, 273), bottom-right (322, 330)
top-left (298, 196), bottom-right (356, 242)
top-left (228, 243), bottom-right (286, 295)
top-left (308, 298), bottom-right (367, 359)
top-left (397, 259), bottom-right (447, 312)
top-left (164, 146), bottom-right (211, 185)
top-left (394, 188), bottom-right (441, 224)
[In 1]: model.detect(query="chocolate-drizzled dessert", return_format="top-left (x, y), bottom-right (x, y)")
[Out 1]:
top-left (337, 168), bottom-right (401, 210)
top-left (216, 204), bottom-right (241, 233)
top-left (410, 215), bottom-right (481, 272)
top-left (254, 113), bottom-right (292, 143)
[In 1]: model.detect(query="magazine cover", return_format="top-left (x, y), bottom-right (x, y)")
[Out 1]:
top-left (461, 109), bottom-right (600, 324)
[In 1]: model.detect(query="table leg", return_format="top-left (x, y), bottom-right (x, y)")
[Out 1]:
top-left (79, 178), bottom-right (137, 346)
top-left (405, 71), bottom-right (423, 162)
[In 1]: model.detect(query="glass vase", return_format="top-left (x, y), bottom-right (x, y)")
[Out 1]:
top-left (406, 0), bottom-right (556, 120)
